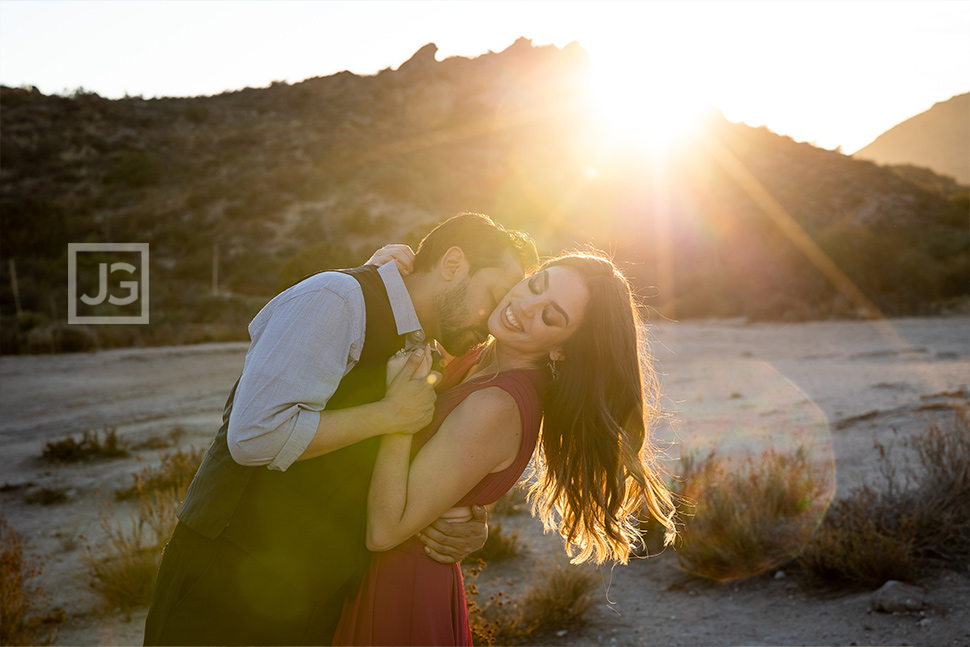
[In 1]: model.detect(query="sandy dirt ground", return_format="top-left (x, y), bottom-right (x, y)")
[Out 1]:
top-left (1, 317), bottom-right (968, 647)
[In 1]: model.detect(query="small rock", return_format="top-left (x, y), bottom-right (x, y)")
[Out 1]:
top-left (871, 580), bottom-right (926, 613)
top-left (556, 630), bottom-right (568, 637)
top-left (917, 617), bottom-right (931, 627)
top-left (774, 570), bottom-right (786, 579)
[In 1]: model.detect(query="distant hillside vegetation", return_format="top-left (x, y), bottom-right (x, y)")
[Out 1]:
top-left (1, 40), bottom-right (967, 353)
top-left (854, 93), bottom-right (969, 185)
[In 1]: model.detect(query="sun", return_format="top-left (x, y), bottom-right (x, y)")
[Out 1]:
top-left (587, 61), bottom-right (710, 153)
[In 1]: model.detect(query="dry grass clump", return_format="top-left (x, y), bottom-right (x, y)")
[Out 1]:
top-left (88, 438), bottom-right (201, 613)
top-left (41, 426), bottom-right (129, 462)
top-left (469, 522), bottom-right (521, 563)
top-left (0, 516), bottom-right (60, 645)
top-left (85, 494), bottom-right (179, 617)
top-left (674, 446), bottom-right (832, 581)
top-left (23, 486), bottom-right (69, 506)
top-left (114, 445), bottom-right (205, 501)
top-left (797, 407), bottom-right (970, 588)
top-left (467, 561), bottom-right (598, 646)
top-left (132, 426), bottom-right (186, 451)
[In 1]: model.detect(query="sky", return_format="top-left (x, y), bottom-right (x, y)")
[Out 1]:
top-left (0, 1), bottom-right (967, 154)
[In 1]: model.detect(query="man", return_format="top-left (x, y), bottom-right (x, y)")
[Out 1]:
top-left (143, 213), bottom-right (537, 645)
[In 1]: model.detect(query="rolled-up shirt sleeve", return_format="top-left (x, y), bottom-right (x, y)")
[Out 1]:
top-left (227, 275), bottom-right (365, 471)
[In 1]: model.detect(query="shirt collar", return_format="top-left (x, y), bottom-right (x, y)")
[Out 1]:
top-left (376, 261), bottom-right (425, 343)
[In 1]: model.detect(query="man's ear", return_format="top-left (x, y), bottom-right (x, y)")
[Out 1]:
top-left (549, 348), bottom-right (566, 362)
top-left (439, 246), bottom-right (468, 282)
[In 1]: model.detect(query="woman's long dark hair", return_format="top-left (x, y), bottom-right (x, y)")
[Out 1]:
top-left (527, 251), bottom-right (676, 564)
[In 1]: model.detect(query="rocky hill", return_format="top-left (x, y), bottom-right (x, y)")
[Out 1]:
top-left (1, 39), bottom-right (967, 353)
top-left (854, 92), bottom-right (969, 185)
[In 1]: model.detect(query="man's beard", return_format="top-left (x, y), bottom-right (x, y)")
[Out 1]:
top-left (433, 277), bottom-right (485, 356)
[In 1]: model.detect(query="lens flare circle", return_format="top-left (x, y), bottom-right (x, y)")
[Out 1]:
top-left (660, 359), bottom-right (835, 581)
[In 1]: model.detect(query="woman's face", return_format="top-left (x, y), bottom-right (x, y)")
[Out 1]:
top-left (487, 265), bottom-right (589, 361)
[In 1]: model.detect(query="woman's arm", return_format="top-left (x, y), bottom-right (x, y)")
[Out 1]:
top-left (365, 386), bottom-right (522, 552)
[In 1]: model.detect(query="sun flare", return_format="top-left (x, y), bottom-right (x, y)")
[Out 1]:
top-left (588, 62), bottom-right (710, 152)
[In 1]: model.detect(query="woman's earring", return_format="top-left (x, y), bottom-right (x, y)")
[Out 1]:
top-left (548, 358), bottom-right (560, 381)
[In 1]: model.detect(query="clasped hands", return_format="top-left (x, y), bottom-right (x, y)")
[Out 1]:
top-left (380, 346), bottom-right (487, 563)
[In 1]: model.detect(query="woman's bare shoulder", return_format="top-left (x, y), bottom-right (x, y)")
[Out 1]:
top-left (446, 387), bottom-right (521, 438)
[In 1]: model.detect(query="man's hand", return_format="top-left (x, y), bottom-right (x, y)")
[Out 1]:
top-left (416, 505), bottom-right (488, 564)
top-left (365, 244), bottom-right (415, 275)
top-left (381, 346), bottom-right (439, 435)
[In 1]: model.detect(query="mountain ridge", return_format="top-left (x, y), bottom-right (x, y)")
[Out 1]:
top-left (1, 40), bottom-right (966, 353)
top-left (853, 92), bottom-right (969, 185)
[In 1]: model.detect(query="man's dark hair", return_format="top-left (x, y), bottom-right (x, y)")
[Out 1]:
top-left (412, 212), bottom-right (538, 275)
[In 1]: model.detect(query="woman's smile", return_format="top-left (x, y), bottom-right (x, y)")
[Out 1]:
top-left (503, 304), bottom-right (524, 332)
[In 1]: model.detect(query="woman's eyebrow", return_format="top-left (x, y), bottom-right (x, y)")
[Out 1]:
top-left (545, 270), bottom-right (570, 325)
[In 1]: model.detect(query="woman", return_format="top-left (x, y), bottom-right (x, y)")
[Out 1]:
top-left (334, 250), bottom-right (677, 646)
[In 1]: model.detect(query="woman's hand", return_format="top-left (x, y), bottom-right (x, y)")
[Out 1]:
top-left (366, 244), bottom-right (415, 275)
top-left (381, 346), bottom-right (440, 435)
top-left (386, 344), bottom-right (438, 387)
top-left (386, 348), bottom-right (411, 388)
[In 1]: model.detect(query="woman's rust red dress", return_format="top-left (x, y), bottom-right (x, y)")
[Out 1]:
top-left (332, 349), bottom-right (545, 646)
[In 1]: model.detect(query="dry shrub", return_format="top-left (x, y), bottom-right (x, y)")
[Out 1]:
top-left (84, 494), bottom-right (179, 617)
top-left (88, 439), bottom-right (198, 613)
top-left (41, 426), bottom-right (129, 462)
top-left (0, 516), bottom-right (59, 645)
top-left (115, 445), bottom-right (204, 501)
top-left (468, 561), bottom-right (598, 646)
top-left (469, 522), bottom-right (520, 563)
top-left (796, 498), bottom-right (918, 588)
top-left (674, 446), bottom-right (831, 581)
top-left (798, 407), bottom-right (970, 587)
top-left (23, 486), bottom-right (69, 506)
top-left (464, 559), bottom-right (496, 646)
top-left (513, 562), bottom-right (597, 635)
top-left (132, 426), bottom-right (186, 451)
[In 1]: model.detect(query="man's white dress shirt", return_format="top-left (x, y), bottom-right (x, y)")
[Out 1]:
top-left (227, 262), bottom-right (422, 471)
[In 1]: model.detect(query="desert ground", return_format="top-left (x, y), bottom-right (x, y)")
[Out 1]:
top-left (1, 316), bottom-right (968, 647)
